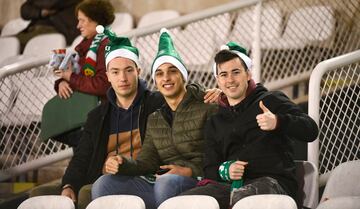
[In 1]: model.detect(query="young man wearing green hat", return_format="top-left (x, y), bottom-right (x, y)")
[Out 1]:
top-left (91, 28), bottom-right (218, 209)
top-left (180, 42), bottom-right (319, 209)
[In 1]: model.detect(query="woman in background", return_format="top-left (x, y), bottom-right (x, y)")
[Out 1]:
top-left (52, 0), bottom-right (115, 147)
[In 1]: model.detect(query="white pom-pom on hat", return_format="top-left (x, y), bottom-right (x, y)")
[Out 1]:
top-left (160, 28), bottom-right (169, 35)
top-left (220, 45), bottom-right (229, 50)
top-left (96, 25), bottom-right (104, 34)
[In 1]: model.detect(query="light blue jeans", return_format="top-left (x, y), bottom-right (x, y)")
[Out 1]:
top-left (91, 174), bottom-right (197, 209)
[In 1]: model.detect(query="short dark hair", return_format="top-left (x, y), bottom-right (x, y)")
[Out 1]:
top-left (76, 0), bottom-right (115, 26)
top-left (214, 50), bottom-right (248, 74)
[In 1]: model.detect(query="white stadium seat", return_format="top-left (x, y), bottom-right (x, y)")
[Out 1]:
top-left (320, 160), bottom-right (360, 202)
top-left (23, 33), bottom-right (66, 56)
top-left (230, 5), bottom-right (283, 49)
top-left (86, 195), bottom-right (145, 209)
top-left (17, 195), bottom-right (75, 209)
top-left (316, 196), bottom-right (360, 209)
top-left (135, 10), bottom-right (180, 68)
top-left (280, 6), bottom-right (335, 48)
top-left (232, 194), bottom-right (297, 209)
top-left (158, 195), bottom-right (219, 209)
top-left (137, 10), bottom-right (180, 28)
top-left (111, 12), bottom-right (134, 35)
top-left (1, 18), bottom-right (30, 37)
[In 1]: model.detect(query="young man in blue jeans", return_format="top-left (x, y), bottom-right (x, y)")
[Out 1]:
top-left (91, 28), bottom-right (218, 209)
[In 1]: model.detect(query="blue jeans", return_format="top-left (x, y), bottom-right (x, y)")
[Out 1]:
top-left (91, 174), bottom-right (197, 209)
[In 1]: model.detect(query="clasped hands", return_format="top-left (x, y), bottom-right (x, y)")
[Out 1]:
top-left (103, 155), bottom-right (192, 177)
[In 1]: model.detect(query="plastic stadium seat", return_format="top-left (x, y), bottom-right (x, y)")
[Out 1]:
top-left (230, 5), bottom-right (283, 49)
top-left (232, 194), bottom-right (297, 209)
top-left (86, 195), bottom-right (145, 209)
top-left (1, 18), bottom-right (30, 37)
top-left (23, 33), bottom-right (66, 56)
top-left (137, 10), bottom-right (180, 28)
top-left (320, 160), bottom-right (360, 202)
top-left (17, 195), bottom-right (75, 209)
top-left (280, 6), bottom-right (335, 48)
top-left (135, 10), bottom-right (180, 68)
top-left (111, 12), bottom-right (134, 35)
top-left (295, 160), bottom-right (318, 209)
top-left (0, 37), bottom-right (20, 66)
top-left (158, 195), bottom-right (219, 209)
top-left (316, 196), bottom-right (360, 209)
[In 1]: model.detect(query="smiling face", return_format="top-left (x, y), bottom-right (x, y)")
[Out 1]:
top-left (216, 57), bottom-right (251, 106)
top-left (154, 63), bottom-right (186, 100)
top-left (77, 10), bottom-right (98, 39)
top-left (106, 57), bottom-right (140, 100)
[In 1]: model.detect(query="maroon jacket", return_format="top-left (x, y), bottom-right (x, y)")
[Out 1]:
top-left (54, 36), bottom-right (111, 100)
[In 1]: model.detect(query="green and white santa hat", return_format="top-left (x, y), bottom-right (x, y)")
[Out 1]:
top-left (96, 25), bottom-right (140, 68)
top-left (213, 41), bottom-right (252, 77)
top-left (151, 28), bottom-right (188, 81)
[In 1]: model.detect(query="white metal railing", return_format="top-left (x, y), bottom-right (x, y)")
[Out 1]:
top-left (1, 0), bottom-right (359, 181)
top-left (121, 0), bottom-right (261, 37)
top-left (308, 50), bottom-right (360, 186)
top-left (0, 55), bottom-right (71, 181)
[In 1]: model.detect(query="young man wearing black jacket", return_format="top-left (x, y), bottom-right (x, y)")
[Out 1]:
top-left (181, 42), bottom-right (319, 209)
top-left (29, 30), bottom-right (164, 209)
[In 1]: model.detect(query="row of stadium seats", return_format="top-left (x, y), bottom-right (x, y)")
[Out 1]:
top-left (0, 10), bottom-right (180, 67)
top-left (0, 5), bottom-right (336, 67)
top-left (17, 160), bottom-right (360, 209)
top-left (0, 10), bottom-right (180, 37)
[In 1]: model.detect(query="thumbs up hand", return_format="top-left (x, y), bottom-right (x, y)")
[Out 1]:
top-left (256, 101), bottom-right (277, 131)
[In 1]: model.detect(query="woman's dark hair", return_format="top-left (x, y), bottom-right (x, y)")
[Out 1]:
top-left (76, 0), bottom-right (115, 26)
top-left (214, 50), bottom-right (248, 74)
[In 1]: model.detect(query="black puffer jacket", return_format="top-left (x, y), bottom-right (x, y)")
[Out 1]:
top-left (203, 84), bottom-right (318, 200)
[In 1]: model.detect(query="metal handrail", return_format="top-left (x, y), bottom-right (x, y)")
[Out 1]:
top-left (0, 55), bottom-right (49, 79)
top-left (308, 49), bottom-right (360, 186)
top-left (120, 0), bottom-right (262, 38)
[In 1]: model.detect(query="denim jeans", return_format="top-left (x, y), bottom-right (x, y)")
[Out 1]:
top-left (91, 174), bottom-right (197, 209)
